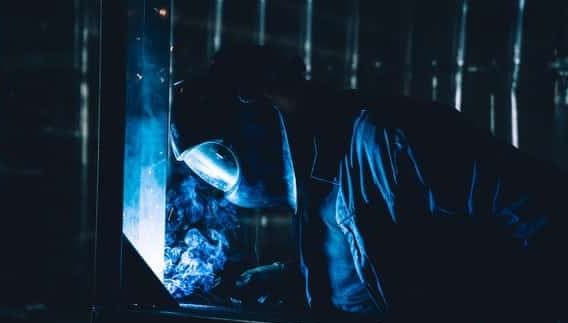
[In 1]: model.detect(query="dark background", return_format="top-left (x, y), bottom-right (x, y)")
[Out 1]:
top-left (1, 0), bottom-right (567, 322)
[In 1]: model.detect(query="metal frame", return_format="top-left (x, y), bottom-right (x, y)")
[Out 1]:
top-left (92, 0), bottom-right (127, 318)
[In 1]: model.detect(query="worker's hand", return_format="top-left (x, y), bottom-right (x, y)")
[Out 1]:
top-left (233, 262), bottom-right (287, 306)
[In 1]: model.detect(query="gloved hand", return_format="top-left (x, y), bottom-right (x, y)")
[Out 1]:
top-left (233, 262), bottom-right (288, 306)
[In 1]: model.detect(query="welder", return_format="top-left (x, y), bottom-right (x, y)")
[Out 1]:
top-left (170, 45), bottom-right (568, 321)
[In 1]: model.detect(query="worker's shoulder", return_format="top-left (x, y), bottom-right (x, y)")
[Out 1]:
top-left (308, 87), bottom-right (487, 145)
top-left (334, 90), bottom-right (464, 129)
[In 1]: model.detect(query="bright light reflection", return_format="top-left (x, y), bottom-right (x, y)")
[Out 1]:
top-left (214, 0), bottom-right (224, 51)
top-left (511, 92), bottom-right (519, 148)
top-left (181, 142), bottom-right (239, 192)
top-left (304, 0), bottom-right (313, 80)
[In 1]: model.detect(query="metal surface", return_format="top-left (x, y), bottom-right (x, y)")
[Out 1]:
top-left (122, 0), bottom-right (172, 281)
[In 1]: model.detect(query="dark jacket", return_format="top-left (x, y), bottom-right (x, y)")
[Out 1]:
top-left (295, 90), bottom-right (568, 321)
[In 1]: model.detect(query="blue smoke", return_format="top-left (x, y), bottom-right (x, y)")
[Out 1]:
top-left (164, 174), bottom-right (239, 298)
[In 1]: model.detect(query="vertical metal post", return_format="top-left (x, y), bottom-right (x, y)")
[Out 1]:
top-left (258, 0), bottom-right (267, 45)
top-left (213, 0), bottom-right (224, 52)
top-left (92, 0), bottom-right (127, 313)
top-left (490, 93), bottom-right (496, 134)
top-left (303, 0), bottom-right (313, 80)
top-left (552, 5), bottom-right (568, 167)
top-left (553, 68), bottom-right (568, 141)
top-left (553, 85), bottom-right (567, 150)
top-left (168, 0), bottom-right (174, 163)
top-left (345, 0), bottom-right (359, 89)
top-left (431, 60), bottom-right (438, 101)
top-left (509, 0), bottom-right (526, 148)
top-left (74, 0), bottom-right (92, 239)
top-left (453, 0), bottom-right (468, 111)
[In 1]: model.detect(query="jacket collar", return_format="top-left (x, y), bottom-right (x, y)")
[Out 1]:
top-left (309, 136), bottom-right (340, 185)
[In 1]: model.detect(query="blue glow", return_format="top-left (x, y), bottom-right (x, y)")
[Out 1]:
top-left (165, 175), bottom-right (238, 298)
top-left (123, 116), bottom-right (167, 281)
top-left (278, 109), bottom-right (298, 213)
top-left (164, 229), bottom-right (227, 296)
top-left (181, 142), bottom-right (240, 192)
top-left (123, 63), bottom-right (169, 281)
top-left (123, 2), bottom-right (171, 280)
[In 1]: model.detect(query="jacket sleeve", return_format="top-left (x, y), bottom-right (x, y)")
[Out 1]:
top-left (335, 106), bottom-right (567, 317)
top-left (335, 109), bottom-right (416, 314)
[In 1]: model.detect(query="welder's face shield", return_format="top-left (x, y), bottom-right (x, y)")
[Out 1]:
top-left (170, 96), bottom-right (297, 213)
top-left (177, 141), bottom-right (240, 193)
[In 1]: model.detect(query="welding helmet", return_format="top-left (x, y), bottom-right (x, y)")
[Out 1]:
top-left (170, 79), bottom-right (297, 212)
